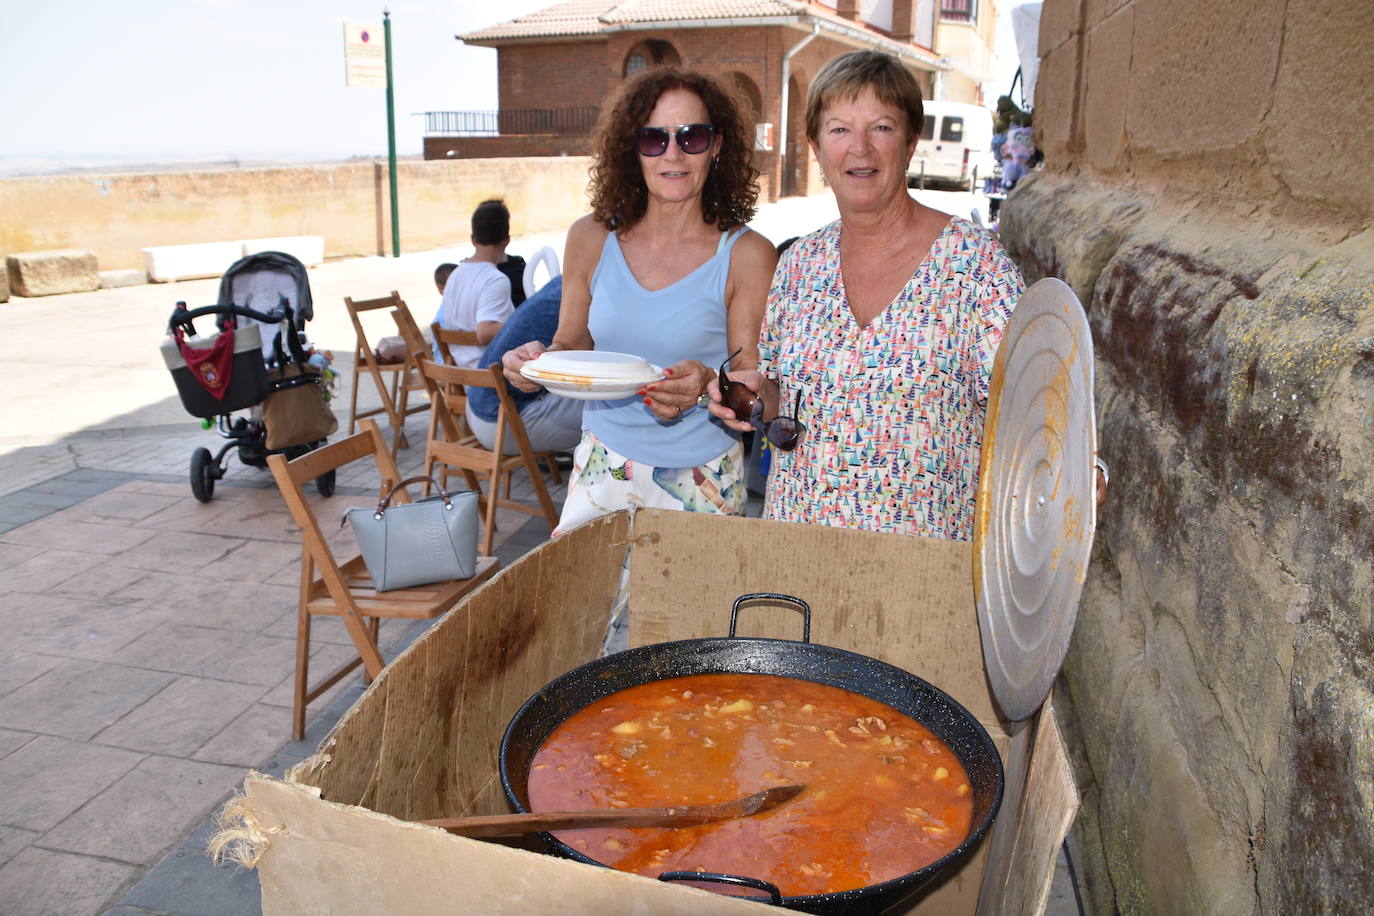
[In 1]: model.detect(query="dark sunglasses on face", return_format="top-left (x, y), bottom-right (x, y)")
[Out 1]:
top-left (717, 348), bottom-right (805, 452)
top-left (635, 123), bottom-right (715, 157)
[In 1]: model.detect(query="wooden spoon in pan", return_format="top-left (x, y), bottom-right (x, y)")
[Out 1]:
top-left (420, 784), bottom-right (805, 838)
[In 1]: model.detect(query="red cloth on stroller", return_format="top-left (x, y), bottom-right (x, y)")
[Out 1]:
top-left (174, 325), bottom-right (236, 399)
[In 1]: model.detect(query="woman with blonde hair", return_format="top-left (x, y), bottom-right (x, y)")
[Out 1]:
top-left (711, 50), bottom-right (1024, 540)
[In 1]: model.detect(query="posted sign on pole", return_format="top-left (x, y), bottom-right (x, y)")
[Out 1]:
top-left (343, 22), bottom-right (386, 88)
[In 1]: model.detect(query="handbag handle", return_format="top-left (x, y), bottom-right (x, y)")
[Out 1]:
top-left (374, 476), bottom-right (452, 519)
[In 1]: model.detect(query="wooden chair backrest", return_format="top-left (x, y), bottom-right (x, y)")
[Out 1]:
top-left (391, 306), bottom-right (429, 360)
top-left (416, 357), bottom-right (560, 551)
top-left (344, 291), bottom-right (408, 362)
top-left (270, 418), bottom-right (401, 496)
top-left (416, 358), bottom-right (496, 446)
top-left (431, 322), bottom-right (482, 367)
top-left (267, 420), bottom-right (407, 617)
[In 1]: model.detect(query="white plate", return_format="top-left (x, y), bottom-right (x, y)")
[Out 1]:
top-left (524, 350), bottom-right (658, 380)
top-left (520, 362), bottom-right (664, 401)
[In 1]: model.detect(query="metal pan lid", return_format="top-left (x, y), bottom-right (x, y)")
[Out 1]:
top-left (973, 277), bottom-right (1097, 722)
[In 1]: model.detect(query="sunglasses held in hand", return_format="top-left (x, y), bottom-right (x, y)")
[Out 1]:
top-left (636, 123), bottom-right (715, 157)
top-left (717, 348), bottom-right (805, 452)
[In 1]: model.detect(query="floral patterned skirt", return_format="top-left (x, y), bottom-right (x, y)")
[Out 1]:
top-left (553, 430), bottom-right (746, 537)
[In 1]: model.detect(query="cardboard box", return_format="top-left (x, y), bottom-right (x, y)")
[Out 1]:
top-left (237, 509), bottom-right (1078, 914)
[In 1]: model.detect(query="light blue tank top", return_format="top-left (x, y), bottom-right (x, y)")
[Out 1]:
top-left (584, 228), bottom-right (744, 468)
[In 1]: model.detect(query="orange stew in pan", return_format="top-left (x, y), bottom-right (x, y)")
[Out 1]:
top-left (527, 672), bottom-right (974, 897)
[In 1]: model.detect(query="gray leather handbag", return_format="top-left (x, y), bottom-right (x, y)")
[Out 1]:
top-left (344, 476), bottom-right (478, 591)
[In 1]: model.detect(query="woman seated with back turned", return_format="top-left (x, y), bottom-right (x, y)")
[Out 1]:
top-left (710, 50), bottom-right (1023, 540)
top-left (503, 66), bottom-right (776, 534)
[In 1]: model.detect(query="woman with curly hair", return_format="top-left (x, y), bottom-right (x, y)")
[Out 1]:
top-left (503, 66), bottom-right (777, 534)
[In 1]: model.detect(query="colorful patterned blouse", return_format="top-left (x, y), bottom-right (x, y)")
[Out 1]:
top-left (758, 216), bottom-right (1022, 540)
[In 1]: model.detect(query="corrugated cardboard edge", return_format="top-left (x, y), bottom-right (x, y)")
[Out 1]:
top-left (975, 695), bottom-right (1080, 916)
top-left (244, 773), bottom-right (770, 915)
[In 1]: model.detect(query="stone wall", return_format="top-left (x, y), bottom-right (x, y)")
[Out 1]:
top-left (0, 157), bottom-right (595, 274)
top-left (999, 0), bottom-right (1373, 912)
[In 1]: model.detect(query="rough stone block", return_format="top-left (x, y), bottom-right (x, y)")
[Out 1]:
top-left (6, 249), bottom-right (99, 297)
top-left (1083, 0), bottom-right (1131, 30)
top-left (0, 260), bottom-right (8, 302)
top-left (1039, 0), bottom-right (1084, 56)
top-left (1267, 0), bottom-right (1373, 217)
top-left (99, 269), bottom-right (145, 289)
top-left (1125, 0), bottom-right (1285, 155)
top-left (1082, 4), bottom-right (1133, 173)
top-left (1035, 35), bottom-right (1083, 161)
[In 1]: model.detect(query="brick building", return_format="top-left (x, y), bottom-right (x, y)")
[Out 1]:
top-left (428, 0), bottom-right (948, 200)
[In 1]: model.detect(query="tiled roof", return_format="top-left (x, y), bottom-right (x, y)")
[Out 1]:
top-left (601, 0), bottom-right (808, 25)
top-left (462, 0), bottom-right (809, 42)
top-left (462, 0), bottom-right (618, 41)
top-left (460, 0), bottom-right (942, 68)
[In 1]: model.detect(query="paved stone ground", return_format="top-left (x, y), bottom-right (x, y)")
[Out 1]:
top-left (0, 188), bottom-right (1084, 915)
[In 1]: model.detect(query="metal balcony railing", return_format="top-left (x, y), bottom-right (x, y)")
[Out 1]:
top-left (421, 108), bottom-right (600, 137)
top-left (940, 0), bottom-right (976, 22)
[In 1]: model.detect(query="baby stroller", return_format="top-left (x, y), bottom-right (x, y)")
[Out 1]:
top-left (162, 251), bottom-right (337, 502)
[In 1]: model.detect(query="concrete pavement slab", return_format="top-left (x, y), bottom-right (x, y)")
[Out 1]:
top-left (45, 559), bottom-right (160, 607)
top-left (191, 702), bottom-right (296, 769)
top-left (93, 676), bottom-right (268, 757)
top-left (0, 726), bottom-right (38, 758)
top-left (0, 658), bottom-right (176, 740)
top-left (0, 514), bottom-right (161, 556)
top-left (0, 735), bottom-right (145, 831)
top-left (0, 846), bottom-right (144, 916)
top-left (0, 595), bottom-right (168, 660)
top-left (38, 755), bottom-right (246, 866)
top-left (0, 653), bottom-right (65, 697)
top-left (5, 547), bottom-right (108, 594)
top-left (117, 832), bottom-right (263, 916)
top-left (0, 825), bottom-right (40, 869)
top-left (111, 624), bottom-right (297, 687)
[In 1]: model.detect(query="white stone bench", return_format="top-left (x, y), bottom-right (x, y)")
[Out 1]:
top-left (143, 236), bottom-right (326, 282)
top-left (142, 241), bottom-right (246, 283)
top-left (7, 249), bottom-right (100, 296)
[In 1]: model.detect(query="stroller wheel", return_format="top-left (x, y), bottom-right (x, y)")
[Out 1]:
top-left (315, 469), bottom-right (336, 497)
top-left (190, 448), bottom-right (217, 503)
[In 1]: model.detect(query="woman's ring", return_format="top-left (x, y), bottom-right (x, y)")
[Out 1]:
top-left (675, 405), bottom-right (684, 418)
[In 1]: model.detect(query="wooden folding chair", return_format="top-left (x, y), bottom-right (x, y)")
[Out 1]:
top-left (267, 419), bottom-right (499, 740)
top-left (416, 358), bottom-right (561, 556)
top-left (430, 322), bottom-right (481, 368)
top-left (429, 322), bottom-right (562, 491)
top-left (343, 291), bottom-right (429, 458)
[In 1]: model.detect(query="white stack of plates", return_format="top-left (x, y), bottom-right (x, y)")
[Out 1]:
top-left (520, 350), bottom-right (665, 401)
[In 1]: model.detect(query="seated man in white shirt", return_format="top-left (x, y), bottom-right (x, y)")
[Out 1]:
top-left (433, 199), bottom-right (516, 368)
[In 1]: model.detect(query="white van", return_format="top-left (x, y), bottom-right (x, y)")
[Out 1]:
top-left (906, 101), bottom-right (996, 190)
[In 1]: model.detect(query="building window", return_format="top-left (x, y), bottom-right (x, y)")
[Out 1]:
top-left (940, 0), bottom-right (976, 23)
top-left (625, 52), bottom-right (646, 76)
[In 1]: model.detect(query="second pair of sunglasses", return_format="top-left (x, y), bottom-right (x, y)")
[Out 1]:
top-left (717, 348), bottom-right (805, 451)
top-left (635, 122), bottom-right (715, 157)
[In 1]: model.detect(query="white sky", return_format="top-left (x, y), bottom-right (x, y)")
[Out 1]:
top-left (0, 0), bottom-right (1033, 166)
top-left (0, 0), bottom-right (550, 164)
